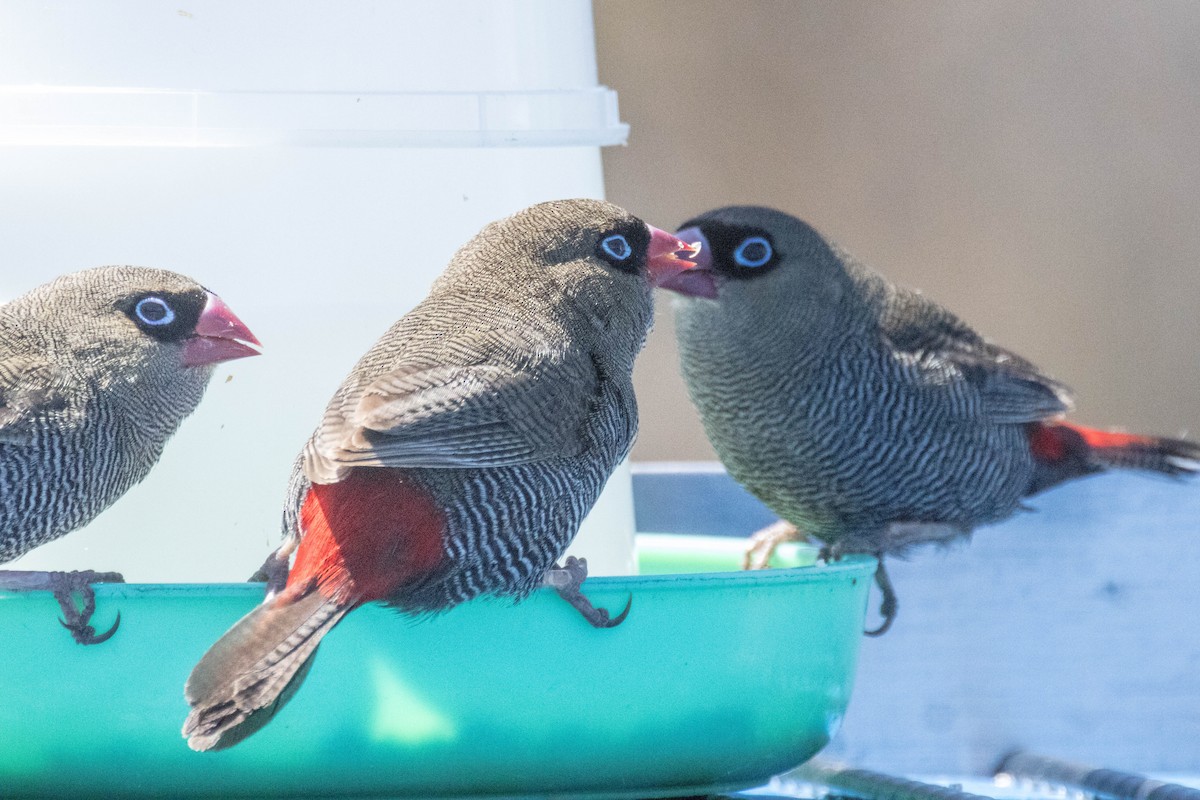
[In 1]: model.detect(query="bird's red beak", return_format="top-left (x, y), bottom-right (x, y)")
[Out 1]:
top-left (182, 292), bottom-right (263, 367)
top-left (646, 226), bottom-right (704, 290)
top-left (653, 225), bottom-right (717, 299)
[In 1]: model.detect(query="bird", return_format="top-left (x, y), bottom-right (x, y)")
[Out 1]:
top-left (660, 205), bottom-right (1199, 635)
top-left (182, 198), bottom-right (701, 751)
top-left (0, 266), bottom-right (261, 643)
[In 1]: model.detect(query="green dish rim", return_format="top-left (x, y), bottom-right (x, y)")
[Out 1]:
top-left (0, 554), bottom-right (878, 600)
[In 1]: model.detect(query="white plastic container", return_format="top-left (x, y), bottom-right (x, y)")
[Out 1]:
top-left (0, 1), bottom-right (637, 581)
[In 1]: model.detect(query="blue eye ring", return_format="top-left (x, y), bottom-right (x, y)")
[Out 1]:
top-left (600, 233), bottom-right (633, 261)
top-left (134, 296), bottom-right (176, 327)
top-left (733, 236), bottom-right (773, 268)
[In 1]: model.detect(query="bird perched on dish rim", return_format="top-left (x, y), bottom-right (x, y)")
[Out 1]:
top-left (182, 198), bottom-right (702, 750)
top-left (660, 205), bottom-right (1198, 634)
top-left (0, 266), bottom-right (260, 643)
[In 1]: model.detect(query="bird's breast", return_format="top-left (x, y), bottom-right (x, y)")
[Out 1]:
top-left (0, 405), bottom-right (153, 560)
top-left (677, 328), bottom-right (1034, 537)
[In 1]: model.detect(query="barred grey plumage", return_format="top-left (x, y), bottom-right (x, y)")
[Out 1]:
top-left (665, 205), bottom-right (1198, 634)
top-left (183, 198), bottom-right (701, 750)
top-left (288, 199), bottom-right (649, 607)
top-left (0, 266), bottom-right (260, 643)
top-left (0, 266), bottom-right (259, 563)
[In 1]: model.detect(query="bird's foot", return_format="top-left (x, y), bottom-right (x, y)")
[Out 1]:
top-left (543, 556), bottom-right (631, 628)
top-left (863, 558), bottom-right (897, 637)
top-left (0, 570), bottom-right (124, 645)
top-left (817, 542), bottom-right (844, 564)
top-left (743, 520), bottom-right (803, 570)
top-left (249, 549), bottom-right (292, 598)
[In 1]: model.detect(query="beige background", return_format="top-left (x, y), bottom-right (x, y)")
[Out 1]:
top-left (594, 1), bottom-right (1200, 461)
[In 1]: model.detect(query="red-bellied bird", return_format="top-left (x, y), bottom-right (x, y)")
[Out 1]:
top-left (662, 206), bottom-right (1198, 635)
top-left (182, 199), bottom-right (701, 750)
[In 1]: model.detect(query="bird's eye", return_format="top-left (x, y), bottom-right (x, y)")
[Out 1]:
top-left (733, 236), bottom-right (773, 268)
top-left (600, 234), bottom-right (632, 261)
top-left (134, 296), bottom-right (176, 327)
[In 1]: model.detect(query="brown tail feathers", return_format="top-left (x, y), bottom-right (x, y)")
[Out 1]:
top-left (182, 586), bottom-right (349, 751)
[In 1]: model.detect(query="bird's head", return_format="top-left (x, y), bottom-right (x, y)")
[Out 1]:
top-left (28, 266), bottom-right (261, 399)
top-left (446, 198), bottom-right (701, 359)
top-left (664, 205), bottom-right (852, 332)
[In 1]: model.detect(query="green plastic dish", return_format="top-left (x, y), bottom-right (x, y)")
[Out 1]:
top-left (0, 535), bottom-right (873, 799)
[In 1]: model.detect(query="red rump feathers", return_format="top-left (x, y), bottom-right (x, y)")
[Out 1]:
top-left (289, 470), bottom-right (447, 607)
top-left (1027, 421), bottom-right (1200, 495)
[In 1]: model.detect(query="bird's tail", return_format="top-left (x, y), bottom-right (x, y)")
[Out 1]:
top-left (182, 583), bottom-right (350, 751)
top-left (1027, 421), bottom-right (1200, 494)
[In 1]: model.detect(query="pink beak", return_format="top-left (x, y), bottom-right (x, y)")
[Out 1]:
top-left (654, 225), bottom-right (717, 299)
top-left (182, 292), bottom-right (262, 367)
top-left (645, 226), bottom-right (703, 288)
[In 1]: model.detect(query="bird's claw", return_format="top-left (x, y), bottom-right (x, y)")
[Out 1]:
top-left (742, 520), bottom-right (803, 570)
top-left (58, 608), bottom-right (121, 645)
top-left (817, 543), bottom-right (840, 564)
top-left (863, 558), bottom-right (897, 637)
top-left (544, 556), bottom-right (631, 628)
top-left (48, 570), bottom-right (124, 645)
top-left (566, 592), bottom-right (632, 629)
top-left (250, 548), bottom-right (292, 597)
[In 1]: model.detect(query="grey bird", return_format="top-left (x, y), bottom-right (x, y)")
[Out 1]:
top-left (0, 266), bottom-right (261, 642)
top-left (182, 199), bottom-right (701, 750)
top-left (661, 206), bottom-right (1199, 635)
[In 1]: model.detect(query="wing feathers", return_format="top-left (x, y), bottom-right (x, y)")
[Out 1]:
top-left (303, 358), bottom-right (596, 483)
top-left (881, 286), bottom-right (1073, 424)
top-left (0, 356), bottom-right (71, 445)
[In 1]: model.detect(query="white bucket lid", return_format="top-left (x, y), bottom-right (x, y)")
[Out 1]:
top-left (0, 0), bottom-right (628, 147)
top-left (0, 87), bottom-right (629, 147)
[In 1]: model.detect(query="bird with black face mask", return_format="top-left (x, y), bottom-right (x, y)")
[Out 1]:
top-left (661, 206), bottom-right (1198, 635)
top-left (0, 266), bottom-right (261, 643)
top-left (182, 198), bottom-right (701, 751)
